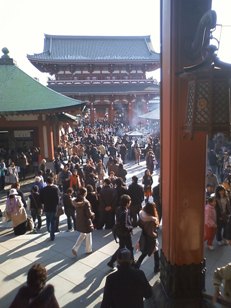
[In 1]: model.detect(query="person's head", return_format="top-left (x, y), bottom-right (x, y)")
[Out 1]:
top-left (215, 185), bottom-right (226, 199)
top-left (118, 163), bottom-right (123, 169)
top-left (117, 248), bottom-right (132, 266)
top-left (35, 176), bottom-right (41, 183)
top-left (66, 187), bottom-right (73, 195)
top-left (86, 184), bottom-right (94, 193)
top-left (64, 164), bottom-right (69, 170)
top-left (206, 184), bottom-right (215, 193)
top-left (72, 169), bottom-right (77, 175)
top-left (145, 169), bottom-right (150, 176)
top-left (32, 185), bottom-right (39, 193)
top-left (8, 188), bottom-right (18, 199)
top-left (11, 182), bottom-right (20, 190)
top-left (208, 195), bottom-right (216, 206)
top-left (143, 202), bottom-right (156, 216)
top-left (120, 194), bottom-right (131, 208)
top-left (109, 171), bottom-right (115, 177)
top-left (104, 178), bottom-right (111, 186)
top-left (132, 176), bottom-right (138, 184)
top-left (115, 177), bottom-right (123, 187)
top-left (78, 187), bottom-right (87, 198)
top-left (27, 263), bottom-right (47, 292)
top-left (46, 176), bottom-right (54, 185)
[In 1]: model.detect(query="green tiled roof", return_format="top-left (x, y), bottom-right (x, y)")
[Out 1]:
top-left (27, 35), bottom-right (160, 63)
top-left (0, 61), bottom-right (84, 113)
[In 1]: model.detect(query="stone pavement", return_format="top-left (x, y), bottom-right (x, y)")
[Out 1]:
top-left (0, 161), bottom-right (230, 307)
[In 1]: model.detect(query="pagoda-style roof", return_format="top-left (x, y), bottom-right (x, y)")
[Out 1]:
top-left (48, 80), bottom-right (159, 95)
top-left (0, 48), bottom-right (84, 114)
top-left (27, 35), bottom-right (160, 68)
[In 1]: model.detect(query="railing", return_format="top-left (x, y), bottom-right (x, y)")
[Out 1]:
top-left (48, 79), bottom-right (160, 86)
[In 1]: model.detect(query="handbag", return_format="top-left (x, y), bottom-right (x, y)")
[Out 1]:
top-left (26, 216), bottom-right (34, 231)
top-left (56, 205), bottom-right (64, 217)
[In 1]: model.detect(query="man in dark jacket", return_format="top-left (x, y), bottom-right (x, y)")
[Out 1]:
top-left (101, 248), bottom-right (152, 308)
top-left (40, 176), bottom-right (59, 241)
top-left (98, 178), bottom-right (116, 229)
top-left (107, 194), bottom-right (134, 269)
top-left (128, 176), bottom-right (144, 227)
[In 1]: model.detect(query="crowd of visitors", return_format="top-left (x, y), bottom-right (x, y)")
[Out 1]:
top-left (204, 136), bottom-right (231, 251)
top-left (2, 124), bottom-right (161, 276)
top-left (3, 129), bottom-right (231, 306)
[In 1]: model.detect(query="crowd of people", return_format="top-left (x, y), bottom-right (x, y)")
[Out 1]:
top-left (2, 123), bottom-right (161, 307)
top-left (2, 124), bottom-right (161, 266)
top-left (4, 127), bottom-right (231, 306)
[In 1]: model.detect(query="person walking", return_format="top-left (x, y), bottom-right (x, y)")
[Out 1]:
top-left (135, 202), bottom-right (160, 274)
top-left (134, 141), bottom-right (141, 165)
top-left (40, 177), bottom-right (59, 241)
top-left (107, 194), bottom-right (134, 269)
top-left (101, 248), bottom-right (152, 308)
top-left (28, 185), bottom-right (43, 232)
top-left (152, 175), bottom-right (162, 224)
top-left (142, 169), bottom-right (153, 203)
top-left (72, 187), bottom-right (95, 256)
top-left (215, 185), bottom-right (231, 245)
top-left (63, 187), bottom-right (76, 231)
top-left (128, 176), bottom-right (144, 227)
top-left (98, 178), bottom-right (116, 229)
top-left (204, 195), bottom-right (217, 250)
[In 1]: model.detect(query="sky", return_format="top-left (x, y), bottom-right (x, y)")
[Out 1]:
top-left (1, 0), bottom-right (160, 84)
top-left (0, 0), bottom-right (230, 85)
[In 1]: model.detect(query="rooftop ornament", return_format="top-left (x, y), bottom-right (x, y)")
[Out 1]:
top-left (0, 47), bottom-right (14, 65)
top-left (180, 10), bottom-right (231, 138)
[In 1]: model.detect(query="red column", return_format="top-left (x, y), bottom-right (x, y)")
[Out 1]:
top-left (90, 102), bottom-right (94, 124)
top-left (109, 101), bottom-right (114, 123)
top-left (157, 0), bottom-right (212, 304)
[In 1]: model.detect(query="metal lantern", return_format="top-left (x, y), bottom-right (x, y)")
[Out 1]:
top-left (182, 62), bottom-right (231, 137)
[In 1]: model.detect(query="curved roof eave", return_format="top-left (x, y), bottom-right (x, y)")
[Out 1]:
top-left (0, 64), bottom-right (85, 113)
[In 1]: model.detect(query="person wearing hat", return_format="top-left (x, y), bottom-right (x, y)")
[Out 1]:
top-left (5, 188), bottom-right (28, 235)
top-left (101, 248), bottom-right (152, 308)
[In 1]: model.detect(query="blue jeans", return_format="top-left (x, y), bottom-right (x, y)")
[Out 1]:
top-left (45, 212), bottom-right (56, 240)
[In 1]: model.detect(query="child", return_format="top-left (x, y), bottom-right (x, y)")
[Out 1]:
top-left (204, 195), bottom-right (217, 250)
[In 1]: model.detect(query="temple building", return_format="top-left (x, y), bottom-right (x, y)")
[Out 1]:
top-left (27, 35), bottom-right (160, 126)
top-left (0, 48), bottom-right (84, 160)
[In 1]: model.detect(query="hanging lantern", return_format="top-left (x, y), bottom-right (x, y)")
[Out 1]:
top-left (182, 63), bottom-right (231, 137)
top-left (179, 9), bottom-right (231, 137)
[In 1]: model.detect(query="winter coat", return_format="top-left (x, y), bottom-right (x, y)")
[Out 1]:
top-left (63, 193), bottom-right (75, 216)
top-left (99, 185), bottom-right (116, 211)
top-left (204, 204), bottom-right (217, 228)
top-left (73, 198), bottom-right (95, 233)
top-left (5, 196), bottom-right (27, 228)
top-left (128, 183), bottom-right (144, 207)
top-left (138, 210), bottom-right (159, 256)
top-left (29, 192), bottom-right (43, 210)
top-left (40, 185), bottom-right (59, 213)
top-left (101, 264), bottom-right (152, 308)
top-left (9, 284), bottom-right (59, 308)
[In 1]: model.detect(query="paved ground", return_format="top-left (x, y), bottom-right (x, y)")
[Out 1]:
top-left (0, 160), bottom-right (230, 307)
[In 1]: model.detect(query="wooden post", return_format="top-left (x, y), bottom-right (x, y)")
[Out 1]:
top-left (153, 0), bottom-right (212, 306)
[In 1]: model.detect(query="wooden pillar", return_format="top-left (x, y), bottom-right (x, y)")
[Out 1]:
top-left (154, 0), bottom-right (212, 305)
top-left (109, 101), bottom-right (114, 123)
top-left (38, 115), bottom-right (54, 161)
top-left (90, 101), bottom-right (95, 124)
top-left (128, 100), bottom-right (132, 127)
